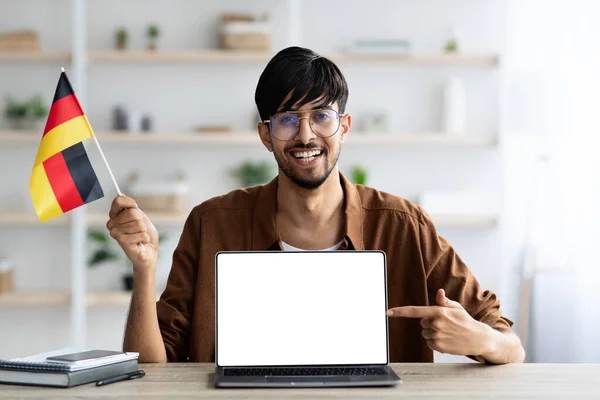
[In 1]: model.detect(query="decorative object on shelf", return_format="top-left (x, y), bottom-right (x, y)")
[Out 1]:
top-left (3, 95), bottom-right (48, 131)
top-left (361, 111), bottom-right (389, 132)
top-left (115, 27), bottom-right (129, 51)
top-left (346, 39), bottom-right (411, 55)
top-left (441, 77), bottom-right (466, 136)
top-left (146, 23), bottom-right (161, 51)
top-left (230, 160), bottom-right (274, 187)
top-left (195, 125), bottom-right (232, 134)
top-left (126, 171), bottom-right (189, 214)
top-left (112, 105), bottom-right (129, 131)
top-left (443, 25), bottom-right (459, 53)
top-left (141, 114), bottom-right (153, 132)
top-left (0, 29), bottom-right (39, 51)
top-left (220, 13), bottom-right (270, 51)
top-left (88, 229), bottom-right (167, 291)
top-left (350, 164), bottom-right (368, 185)
top-left (0, 259), bottom-right (13, 293)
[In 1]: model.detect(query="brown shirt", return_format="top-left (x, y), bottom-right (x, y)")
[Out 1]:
top-left (156, 173), bottom-right (513, 362)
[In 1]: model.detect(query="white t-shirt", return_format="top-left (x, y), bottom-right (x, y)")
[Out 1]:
top-left (281, 240), bottom-right (344, 252)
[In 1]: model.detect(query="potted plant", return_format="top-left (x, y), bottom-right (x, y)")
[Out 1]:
top-left (4, 95), bottom-right (48, 131)
top-left (88, 229), bottom-right (166, 291)
top-left (350, 164), bottom-right (368, 185)
top-left (115, 27), bottom-right (129, 51)
top-left (146, 23), bottom-right (160, 51)
top-left (230, 160), bottom-right (274, 187)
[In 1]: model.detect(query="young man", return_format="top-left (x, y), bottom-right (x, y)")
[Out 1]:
top-left (108, 46), bottom-right (525, 364)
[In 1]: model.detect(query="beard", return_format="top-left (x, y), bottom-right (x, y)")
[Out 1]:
top-left (271, 139), bottom-right (341, 190)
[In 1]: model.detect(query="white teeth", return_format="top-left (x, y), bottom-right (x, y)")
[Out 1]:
top-left (292, 150), bottom-right (322, 158)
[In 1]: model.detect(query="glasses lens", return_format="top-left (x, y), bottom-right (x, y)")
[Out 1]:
top-left (310, 109), bottom-right (340, 137)
top-left (271, 113), bottom-right (299, 140)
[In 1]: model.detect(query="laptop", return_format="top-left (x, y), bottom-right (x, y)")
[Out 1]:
top-left (214, 250), bottom-right (401, 388)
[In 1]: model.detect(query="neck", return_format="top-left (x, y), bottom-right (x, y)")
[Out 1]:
top-left (276, 168), bottom-right (344, 227)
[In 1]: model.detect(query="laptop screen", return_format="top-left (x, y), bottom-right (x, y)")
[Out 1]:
top-left (216, 251), bottom-right (388, 367)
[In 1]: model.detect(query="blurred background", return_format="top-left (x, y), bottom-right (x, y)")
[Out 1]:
top-left (0, 0), bottom-right (598, 362)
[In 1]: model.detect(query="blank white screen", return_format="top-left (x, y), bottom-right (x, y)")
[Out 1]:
top-left (216, 251), bottom-right (388, 367)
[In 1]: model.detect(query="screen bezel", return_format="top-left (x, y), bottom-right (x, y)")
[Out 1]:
top-left (215, 250), bottom-right (389, 368)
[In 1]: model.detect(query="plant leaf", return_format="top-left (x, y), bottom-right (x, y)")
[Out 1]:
top-left (88, 230), bottom-right (109, 243)
top-left (89, 249), bottom-right (118, 267)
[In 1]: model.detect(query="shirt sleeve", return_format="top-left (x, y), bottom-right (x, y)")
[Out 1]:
top-left (418, 208), bottom-right (513, 330)
top-left (156, 208), bottom-right (201, 361)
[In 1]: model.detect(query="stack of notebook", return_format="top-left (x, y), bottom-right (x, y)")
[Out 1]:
top-left (0, 348), bottom-right (139, 388)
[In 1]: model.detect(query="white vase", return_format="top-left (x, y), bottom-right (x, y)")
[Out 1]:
top-left (441, 78), bottom-right (466, 136)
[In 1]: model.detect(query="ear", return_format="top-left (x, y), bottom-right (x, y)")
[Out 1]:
top-left (340, 113), bottom-right (351, 144)
top-left (257, 122), bottom-right (273, 152)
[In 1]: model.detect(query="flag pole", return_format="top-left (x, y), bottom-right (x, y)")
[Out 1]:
top-left (89, 133), bottom-right (147, 252)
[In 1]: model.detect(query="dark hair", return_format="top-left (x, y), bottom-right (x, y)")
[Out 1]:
top-left (255, 46), bottom-right (349, 121)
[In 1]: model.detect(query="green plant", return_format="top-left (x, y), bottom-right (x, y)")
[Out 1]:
top-left (230, 160), bottom-right (274, 187)
top-left (115, 27), bottom-right (128, 49)
top-left (146, 24), bottom-right (160, 40)
top-left (444, 39), bottom-right (458, 53)
top-left (351, 164), bottom-right (368, 185)
top-left (88, 229), bottom-right (167, 270)
top-left (4, 95), bottom-right (48, 119)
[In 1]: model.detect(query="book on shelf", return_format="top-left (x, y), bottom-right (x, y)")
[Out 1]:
top-left (0, 348), bottom-right (139, 388)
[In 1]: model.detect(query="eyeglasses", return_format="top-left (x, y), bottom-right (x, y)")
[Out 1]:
top-left (263, 109), bottom-right (346, 141)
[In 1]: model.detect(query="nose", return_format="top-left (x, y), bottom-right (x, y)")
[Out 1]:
top-left (295, 117), bottom-right (317, 144)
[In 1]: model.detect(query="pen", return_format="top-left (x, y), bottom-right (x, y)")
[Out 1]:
top-left (96, 369), bottom-right (145, 386)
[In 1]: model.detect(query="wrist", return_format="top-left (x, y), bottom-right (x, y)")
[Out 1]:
top-left (132, 268), bottom-right (156, 289)
top-left (478, 324), bottom-right (503, 358)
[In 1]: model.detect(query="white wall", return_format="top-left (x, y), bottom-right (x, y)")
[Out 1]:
top-left (0, 0), bottom-right (508, 360)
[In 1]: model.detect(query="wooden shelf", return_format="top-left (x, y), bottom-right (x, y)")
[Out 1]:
top-left (0, 51), bottom-right (71, 63)
top-left (1, 210), bottom-right (495, 229)
top-left (431, 213), bottom-right (498, 228)
top-left (88, 50), bottom-right (271, 63)
top-left (0, 212), bottom-right (67, 226)
top-left (87, 50), bottom-right (498, 66)
top-left (87, 212), bottom-right (187, 225)
top-left (0, 131), bottom-right (497, 147)
top-left (0, 212), bottom-right (186, 226)
top-left (329, 52), bottom-right (499, 66)
top-left (0, 291), bottom-right (136, 307)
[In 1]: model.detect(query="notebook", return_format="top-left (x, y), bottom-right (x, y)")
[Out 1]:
top-left (0, 359), bottom-right (138, 387)
top-left (0, 348), bottom-right (139, 372)
top-left (0, 348), bottom-right (140, 387)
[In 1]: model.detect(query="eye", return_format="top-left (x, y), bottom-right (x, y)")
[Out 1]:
top-left (276, 114), bottom-right (298, 125)
top-left (313, 112), bottom-right (331, 121)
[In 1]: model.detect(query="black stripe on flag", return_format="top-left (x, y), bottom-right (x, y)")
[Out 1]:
top-left (52, 73), bottom-right (76, 103)
top-left (62, 142), bottom-right (104, 204)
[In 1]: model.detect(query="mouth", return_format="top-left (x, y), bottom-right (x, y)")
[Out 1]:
top-left (289, 149), bottom-right (324, 166)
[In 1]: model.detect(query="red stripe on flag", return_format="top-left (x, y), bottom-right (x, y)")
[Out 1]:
top-left (43, 94), bottom-right (84, 137)
top-left (43, 151), bottom-right (84, 213)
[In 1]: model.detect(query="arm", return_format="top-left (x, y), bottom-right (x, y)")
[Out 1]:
top-left (107, 195), bottom-right (167, 362)
top-left (387, 209), bottom-right (525, 364)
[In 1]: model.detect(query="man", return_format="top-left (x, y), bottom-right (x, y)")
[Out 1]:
top-left (108, 46), bottom-right (525, 364)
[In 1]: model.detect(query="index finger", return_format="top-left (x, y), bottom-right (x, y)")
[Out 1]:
top-left (386, 306), bottom-right (442, 318)
top-left (109, 195), bottom-right (138, 219)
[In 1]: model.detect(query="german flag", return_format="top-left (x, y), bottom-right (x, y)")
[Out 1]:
top-left (30, 71), bottom-right (104, 222)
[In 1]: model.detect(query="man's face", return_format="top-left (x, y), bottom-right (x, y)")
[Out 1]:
top-left (259, 100), bottom-right (351, 190)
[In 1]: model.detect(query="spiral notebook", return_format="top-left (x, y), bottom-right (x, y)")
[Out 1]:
top-left (0, 348), bottom-right (139, 372)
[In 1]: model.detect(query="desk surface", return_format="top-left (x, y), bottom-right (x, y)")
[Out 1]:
top-left (3, 363), bottom-right (600, 399)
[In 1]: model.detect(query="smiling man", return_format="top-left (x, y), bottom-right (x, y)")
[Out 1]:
top-left (108, 46), bottom-right (525, 364)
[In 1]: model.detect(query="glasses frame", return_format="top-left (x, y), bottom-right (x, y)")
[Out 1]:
top-left (263, 108), bottom-right (347, 141)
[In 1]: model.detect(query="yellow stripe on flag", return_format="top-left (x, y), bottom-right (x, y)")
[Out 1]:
top-left (30, 164), bottom-right (63, 222)
top-left (34, 115), bottom-right (95, 166)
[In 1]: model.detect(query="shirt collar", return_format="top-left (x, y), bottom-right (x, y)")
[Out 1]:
top-left (251, 172), bottom-right (364, 251)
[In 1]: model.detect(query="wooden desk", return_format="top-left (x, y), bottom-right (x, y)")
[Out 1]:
top-left (3, 363), bottom-right (599, 399)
